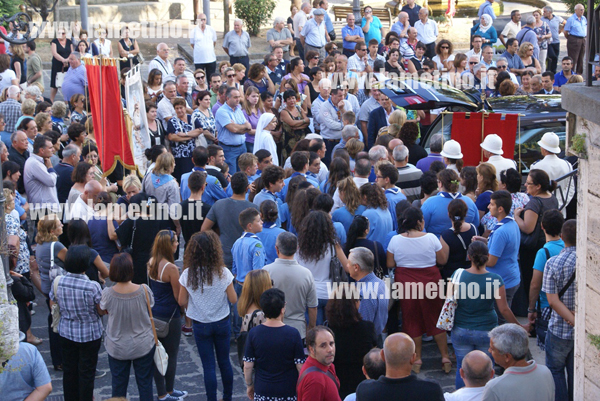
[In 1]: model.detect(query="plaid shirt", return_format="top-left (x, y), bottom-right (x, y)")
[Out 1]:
top-left (50, 273), bottom-right (103, 343)
top-left (0, 98), bottom-right (22, 133)
top-left (542, 246), bottom-right (576, 340)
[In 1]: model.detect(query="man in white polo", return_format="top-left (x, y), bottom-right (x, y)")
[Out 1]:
top-left (480, 134), bottom-right (517, 181)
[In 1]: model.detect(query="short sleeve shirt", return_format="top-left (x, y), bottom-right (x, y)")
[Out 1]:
top-left (361, 16), bottom-right (383, 44)
top-left (190, 25), bottom-right (217, 64)
top-left (215, 103), bottom-right (247, 146)
top-left (179, 267), bottom-right (233, 323)
top-left (0, 343), bottom-right (51, 401)
top-left (487, 218), bottom-right (521, 288)
top-left (387, 233), bottom-right (442, 268)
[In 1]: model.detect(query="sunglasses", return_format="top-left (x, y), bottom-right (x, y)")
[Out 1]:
top-left (497, 65), bottom-right (507, 69)
top-left (469, 61), bottom-right (478, 65)
top-left (227, 74), bottom-right (235, 78)
top-left (440, 46), bottom-right (449, 49)
top-left (313, 56), bottom-right (320, 60)
top-left (195, 75), bottom-right (205, 79)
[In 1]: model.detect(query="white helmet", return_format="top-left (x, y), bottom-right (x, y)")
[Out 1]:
top-left (480, 134), bottom-right (504, 155)
top-left (538, 132), bottom-right (561, 154)
top-left (440, 139), bottom-right (463, 159)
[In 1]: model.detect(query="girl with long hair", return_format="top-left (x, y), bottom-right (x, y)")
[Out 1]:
top-left (475, 162), bottom-right (498, 219)
top-left (344, 215), bottom-right (386, 278)
top-left (331, 177), bottom-right (366, 233)
top-left (242, 86), bottom-right (265, 154)
top-left (360, 183), bottom-right (392, 245)
top-left (322, 158), bottom-right (351, 196)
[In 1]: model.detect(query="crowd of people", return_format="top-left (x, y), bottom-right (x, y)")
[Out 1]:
top-left (0, 1), bottom-right (583, 401)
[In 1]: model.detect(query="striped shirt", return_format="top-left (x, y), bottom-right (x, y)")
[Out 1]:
top-left (542, 246), bottom-right (576, 340)
top-left (395, 164), bottom-right (423, 203)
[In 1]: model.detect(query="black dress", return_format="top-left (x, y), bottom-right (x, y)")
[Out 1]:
top-left (51, 38), bottom-right (72, 88)
top-left (406, 143), bottom-right (429, 166)
top-left (119, 38), bottom-right (140, 71)
top-left (10, 55), bottom-right (26, 84)
top-left (330, 320), bottom-right (378, 398)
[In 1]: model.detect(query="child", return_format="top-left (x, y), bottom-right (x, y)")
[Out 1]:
top-left (256, 200), bottom-right (286, 265)
top-left (253, 165), bottom-right (286, 226)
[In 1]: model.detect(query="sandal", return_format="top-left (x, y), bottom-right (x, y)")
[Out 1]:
top-left (412, 360), bottom-right (423, 373)
top-left (27, 336), bottom-right (43, 346)
top-left (442, 358), bottom-right (452, 374)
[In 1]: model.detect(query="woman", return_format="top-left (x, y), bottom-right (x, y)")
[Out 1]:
top-left (8, 243), bottom-right (35, 347)
top-left (480, 168), bottom-right (529, 234)
top-left (82, 144), bottom-right (119, 195)
top-left (399, 122), bottom-right (428, 166)
top-left (520, 70), bottom-right (534, 93)
top-left (50, 245), bottom-right (104, 401)
top-left (117, 174), bottom-right (143, 207)
top-left (385, 48), bottom-right (404, 75)
top-left (191, 91), bottom-right (217, 147)
top-left (533, 9), bottom-right (551, 73)
top-left (440, 139), bottom-right (463, 174)
top-left (471, 14), bottom-right (498, 48)
top-left (167, 98), bottom-right (202, 182)
top-left (325, 295), bottom-right (377, 399)
top-left (100, 253), bottom-right (156, 400)
top-left (345, 215), bottom-right (387, 278)
top-left (17, 118), bottom-right (38, 149)
top-left (475, 162), bottom-right (498, 219)
top-left (147, 69), bottom-right (164, 102)
top-left (323, 56), bottom-right (336, 74)
top-left (289, 187), bottom-right (321, 235)
top-left (256, 200), bottom-right (286, 264)
top-left (148, 230), bottom-right (186, 401)
top-left (460, 166), bottom-right (478, 203)
top-left (192, 69), bottom-right (209, 97)
top-left (70, 94), bottom-right (87, 123)
top-left (451, 53), bottom-right (468, 85)
top-left (10, 44), bottom-right (26, 84)
top-left (67, 162), bottom-right (94, 206)
top-left (279, 175), bottom-right (306, 231)
top-left (288, 5), bottom-right (298, 43)
top-left (307, 66), bottom-right (322, 103)
top-left (94, 28), bottom-right (113, 57)
top-left (322, 157), bottom-right (351, 197)
top-left (242, 86), bottom-right (264, 153)
top-left (51, 101), bottom-right (69, 140)
top-left (50, 28), bottom-right (73, 102)
top-left (253, 113), bottom-right (279, 166)
top-left (35, 112), bottom-right (53, 134)
top-left (77, 39), bottom-right (91, 57)
top-left (144, 102), bottom-right (166, 146)
top-left (360, 184), bottom-right (393, 245)
top-left (244, 63), bottom-right (275, 95)
top-left (118, 25), bottom-right (140, 71)
top-left (88, 192), bottom-right (120, 266)
top-left (237, 269), bottom-right (271, 362)
top-left (282, 58), bottom-right (311, 100)
top-left (387, 206), bottom-right (451, 373)
top-left (519, 42), bottom-right (542, 74)
top-left (144, 152), bottom-right (181, 209)
top-left (304, 51), bottom-right (320, 75)
top-left (432, 39), bottom-right (455, 71)
top-left (178, 231), bottom-right (237, 401)
top-left (439, 199), bottom-right (478, 280)
top-left (219, 60), bottom-right (232, 76)
top-left (243, 288), bottom-right (305, 401)
top-left (68, 122), bottom-right (88, 150)
top-left (279, 89), bottom-right (309, 161)
top-left (451, 241), bottom-right (525, 388)
top-left (67, 219), bottom-right (110, 284)
top-left (332, 177), bottom-right (367, 233)
top-left (296, 211), bottom-right (349, 325)
top-left (345, 138), bottom-right (364, 171)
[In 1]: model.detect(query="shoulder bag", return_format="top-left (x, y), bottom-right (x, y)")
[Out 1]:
top-left (329, 245), bottom-right (348, 283)
top-left (123, 220), bottom-right (137, 255)
top-left (48, 241), bottom-right (65, 281)
top-left (520, 197), bottom-right (546, 250)
top-left (55, 66), bottom-right (66, 88)
top-left (148, 264), bottom-right (178, 339)
top-left (436, 268), bottom-right (465, 331)
top-left (237, 309), bottom-right (260, 368)
top-left (143, 285), bottom-right (169, 376)
top-left (297, 366), bottom-right (340, 391)
top-left (541, 268), bottom-right (576, 321)
top-left (50, 276), bottom-right (63, 333)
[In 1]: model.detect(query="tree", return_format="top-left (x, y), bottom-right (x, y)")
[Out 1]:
top-left (234, 0), bottom-right (277, 36)
top-left (561, 0), bottom-right (599, 14)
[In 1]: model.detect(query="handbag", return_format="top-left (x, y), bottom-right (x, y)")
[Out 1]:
top-left (136, 51), bottom-right (145, 64)
top-left (436, 268), bottom-right (465, 331)
top-left (55, 66), bottom-right (66, 88)
top-left (153, 307), bottom-right (177, 339)
top-left (50, 276), bottom-right (62, 333)
top-left (237, 309), bottom-right (260, 368)
top-left (122, 220), bottom-right (137, 255)
top-left (329, 245), bottom-right (348, 283)
top-left (48, 241), bottom-right (65, 281)
top-left (520, 197), bottom-right (546, 250)
top-left (144, 285), bottom-right (169, 376)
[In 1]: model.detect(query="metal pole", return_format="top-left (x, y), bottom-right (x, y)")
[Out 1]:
top-left (353, 0), bottom-right (361, 22)
top-left (203, 0), bottom-right (211, 25)
top-left (80, 0), bottom-right (89, 31)
top-left (224, 0), bottom-right (230, 36)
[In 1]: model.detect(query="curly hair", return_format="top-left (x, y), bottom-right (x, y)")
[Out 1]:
top-left (476, 162), bottom-right (498, 192)
top-left (360, 183), bottom-right (388, 209)
top-left (297, 210), bottom-right (336, 263)
top-left (399, 122), bottom-right (419, 145)
top-left (325, 295), bottom-right (361, 329)
top-left (291, 187), bottom-right (321, 229)
top-left (183, 231), bottom-right (224, 291)
top-left (36, 214), bottom-right (60, 244)
top-left (237, 269), bottom-right (272, 316)
top-left (337, 177), bottom-right (361, 215)
top-left (148, 230), bottom-right (176, 281)
top-left (326, 158), bottom-right (351, 196)
top-left (436, 39), bottom-right (453, 55)
top-left (345, 138), bottom-right (364, 159)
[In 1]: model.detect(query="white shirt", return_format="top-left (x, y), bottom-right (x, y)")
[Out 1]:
top-left (94, 38), bottom-right (111, 56)
top-left (293, 10), bottom-right (308, 39)
top-left (0, 69), bottom-right (16, 93)
top-left (501, 20), bottom-right (521, 39)
top-left (432, 54), bottom-right (455, 71)
top-left (179, 267), bottom-right (233, 323)
top-left (465, 48), bottom-right (482, 61)
top-left (157, 96), bottom-right (176, 129)
top-left (487, 154), bottom-right (517, 181)
top-left (530, 153), bottom-right (574, 212)
top-left (68, 196), bottom-right (94, 223)
top-left (387, 233), bottom-right (442, 268)
top-left (444, 386), bottom-right (485, 401)
top-left (164, 70), bottom-right (195, 94)
top-left (190, 25), bottom-right (217, 64)
top-left (332, 176), bottom-right (369, 212)
top-left (148, 56), bottom-right (174, 79)
top-left (415, 19), bottom-right (438, 44)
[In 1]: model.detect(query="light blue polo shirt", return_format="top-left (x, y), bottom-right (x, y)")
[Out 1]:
top-left (487, 217), bottom-right (521, 289)
top-left (564, 14), bottom-right (587, 37)
top-left (215, 103), bottom-right (246, 146)
top-left (302, 18), bottom-right (327, 48)
top-left (385, 187), bottom-right (407, 231)
top-left (362, 206), bottom-right (393, 245)
top-left (342, 25), bottom-right (364, 50)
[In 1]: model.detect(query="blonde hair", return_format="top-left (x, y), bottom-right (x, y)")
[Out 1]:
top-left (336, 177), bottom-right (361, 214)
top-left (123, 174), bottom-right (142, 191)
top-left (237, 269), bottom-right (272, 316)
top-left (567, 74), bottom-right (583, 84)
top-left (154, 152), bottom-right (175, 175)
top-left (238, 152), bottom-right (258, 172)
top-left (345, 137), bottom-right (364, 159)
top-left (11, 44), bottom-right (24, 60)
top-left (387, 123), bottom-right (401, 138)
top-left (388, 109), bottom-right (407, 126)
top-left (35, 112), bottom-right (50, 132)
top-left (518, 42), bottom-right (534, 58)
top-left (21, 99), bottom-right (36, 116)
top-left (3, 188), bottom-right (13, 212)
top-left (36, 214), bottom-right (61, 244)
top-left (232, 63), bottom-right (246, 73)
top-left (51, 101), bottom-right (67, 118)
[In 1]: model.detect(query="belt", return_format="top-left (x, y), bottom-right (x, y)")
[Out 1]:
top-left (234, 279), bottom-right (244, 285)
top-left (306, 43), bottom-right (324, 49)
top-left (569, 35), bottom-right (585, 39)
top-left (221, 143), bottom-right (244, 147)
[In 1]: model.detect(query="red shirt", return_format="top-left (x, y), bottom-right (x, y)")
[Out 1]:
top-left (0, 27), bottom-right (7, 54)
top-left (297, 356), bottom-right (342, 401)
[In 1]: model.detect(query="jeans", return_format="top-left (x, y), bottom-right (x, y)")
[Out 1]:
top-left (60, 336), bottom-right (102, 401)
top-left (545, 331), bottom-right (574, 401)
top-left (220, 143), bottom-right (245, 174)
top-left (498, 284), bottom-right (519, 325)
top-left (231, 280), bottom-right (243, 338)
top-left (153, 316), bottom-right (182, 397)
top-left (451, 326), bottom-right (493, 389)
top-left (193, 317), bottom-right (234, 401)
top-left (310, 298), bottom-right (329, 326)
top-left (108, 346), bottom-right (155, 401)
top-left (245, 141), bottom-right (254, 154)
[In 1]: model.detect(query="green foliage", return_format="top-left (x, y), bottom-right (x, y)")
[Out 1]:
top-left (234, 0), bottom-right (276, 36)
top-left (571, 132), bottom-right (587, 158)
top-left (561, 0), bottom-right (600, 14)
top-left (0, 0), bottom-right (19, 20)
top-left (589, 333), bottom-right (600, 351)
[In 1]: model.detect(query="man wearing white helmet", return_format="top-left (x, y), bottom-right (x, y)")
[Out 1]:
top-left (530, 132), bottom-right (574, 214)
top-left (480, 134), bottom-right (517, 181)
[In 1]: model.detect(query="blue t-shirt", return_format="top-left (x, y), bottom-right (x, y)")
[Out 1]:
top-left (487, 217), bottom-right (521, 288)
top-left (533, 239), bottom-right (565, 309)
top-left (254, 189), bottom-right (284, 228)
top-left (385, 187), bottom-right (407, 231)
top-left (257, 223), bottom-right (286, 265)
top-left (181, 166), bottom-right (227, 206)
top-left (334, 221), bottom-right (347, 247)
top-left (0, 342), bottom-right (51, 401)
top-left (475, 190), bottom-right (492, 212)
top-left (332, 205), bottom-right (366, 233)
top-left (361, 16), bottom-right (383, 44)
top-left (422, 192), bottom-right (480, 238)
top-left (88, 216), bottom-right (120, 264)
top-left (362, 207), bottom-right (393, 245)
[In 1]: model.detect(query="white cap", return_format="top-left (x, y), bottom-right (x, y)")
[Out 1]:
top-left (538, 132), bottom-right (561, 154)
top-left (480, 134), bottom-right (504, 155)
top-left (440, 139), bottom-right (463, 159)
top-left (305, 133), bottom-right (322, 140)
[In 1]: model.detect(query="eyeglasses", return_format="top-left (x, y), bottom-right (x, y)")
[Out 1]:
top-left (440, 46), bottom-right (449, 49)
top-left (195, 75), bottom-right (205, 80)
top-left (198, 18), bottom-right (206, 21)
top-left (497, 65), bottom-right (507, 69)
top-left (313, 56), bottom-right (320, 60)
top-left (469, 61), bottom-right (478, 65)
top-left (227, 74), bottom-right (235, 78)
top-left (365, 10), bottom-right (372, 13)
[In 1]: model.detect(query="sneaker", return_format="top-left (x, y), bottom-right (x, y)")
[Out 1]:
top-left (170, 390), bottom-right (188, 398)
top-left (181, 325), bottom-right (193, 337)
top-left (30, 309), bottom-right (36, 316)
top-left (95, 369), bottom-right (107, 379)
top-left (158, 395), bottom-right (182, 401)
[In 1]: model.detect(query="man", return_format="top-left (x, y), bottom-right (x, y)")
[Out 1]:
top-left (208, 73), bottom-right (221, 106)
top-left (542, 219), bottom-right (576, 401)
top-left (564, 3), bottom-right (587, 75)
top-left (333, 124), bottom-right (360, 155)
top-left (8, 130), bottom-right (29, 194)
top-left (61, 52), bottom-right (87, 102)
top-left (594, 64), bottom-right (600, 81)
top-left (215, 87), bottom-right (252, 173)
top-left (302, 8), bottom-right (328, 61)
top-left (0, 342), bottom-right (52, 401)
top-left (201, 172), bottom-right (258, 268)
top-left (223, 19), bottom-right (252, 73)
top-left (344, 349), bottom-right (386, 401)
top-left (341, 13), bottom-right (364, 58)
top-left (319, 87), bottom-right (350, 164)
top-left (444, 351), bottom-right (494, 401)
top-left (367, 39), bottom-right (386, 68)
top-left (358, 81), bottom-right (381, 141)
top-left (500, 10), bottom-right (521, 46)
top-left (165, 58), bottom-right (195, 94)
top-left (147, 43), bottom-right (173, 78)
top-left (24, 135), bottom-right (59, 213)
top-left (530, 74), bottom-right (542, 93)
top-left (211, 83), bottom-right (228, 116)
top-left (156, 81), bottom-right (178, 128)
top-left (180, 146), bottom-right (227, 205)
top-left (0, 141), bottom-right (8, 163)
top-left (480, 134), bottom-right (517, 181)
top-left (281, 152), bottom-right (320, 201)
top-left (376, 162), bottom-right (406, 230)
top-left (500, 38), bottom-right (525, 75)
top-left (495, 58), bottom-right (519, 84)
top-left (516, 16), bottom-right (539, 61)
top-left (530, 132), bottom-right (574, 213)
top-left (414, 8), bottom-right (438, 59)
top-left (393, 144), bottom-right (422, 203)
top-left (483, 324), bottom-right (554, 401)
top-left (318, 0), bottom-right (336, 42)
top-left (478, 0), bottom-right (496, 21)
top-left (206, 144), bottom-right (229, 188)
top-left (356, 333), bottom-right (444, 400)
top-left (332, 54), bottom-right (358, 83)
top-left (55, 144), bottom-right (80, 204)
top-left (0, 85), bottom-right (21, 135)
top-left (367, 93), bottom-right (394, 149)
top-left (481, 46), bottom-right (496, 68)
top-left (416, 134), bottom-right (444, 172)
top-left (553, 56), bottom-right (574, 92)
top-left (466, 55), bottom-right (481, 76)
top-left (264, 232), bottom-right (317, 339)
top-left (294, 2), bottom-right (312, 61)
top-left (473, 63), bottom-right (489, 89)
top-left (465, 35), bottom-right (483, 61)
top-left (179, 171), bottom-right (211, 245)
top-left (401, 0), bottom-right (421, 26)
top-left (297, 326), bottom-right (341, 401)
top-left (347, 247), bottom-right (388, 336)
top-left (308, 138), bottom-right (330, 183)
top-left (348, 41), bottom-right (371, 74)
top-left (362, 6), bottom-right (384, 45)
top-left (24, 40), bottom-right (43, 91)
top-left (267, 17), bottom-right (293, 60)
top-left (175, 74), bottom-right (194, 108)
top-left (68, 180), bottom-right (102, 223)
top-left (368, 146), bottom-right (388, 182)
top-left (391, 12), bottom-right (410, 43)
top-left (190, 13), bottom-right (217, 77)
top-left (537, 71), bottom-right (558, 94)
top-left (312, 77), bottom-right (331, 133)
top-left (543, 6), bottom-right (565, 74)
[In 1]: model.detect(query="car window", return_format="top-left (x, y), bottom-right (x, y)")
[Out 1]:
top-left (516, 122), bottom-right (566, 172)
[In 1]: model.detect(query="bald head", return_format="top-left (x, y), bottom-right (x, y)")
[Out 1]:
top-left (388, 138), bottom-right (403, 151)
top-left (398, 11), bottom-right (409, 23)
top-left (83, 180), bottom-right (103, 203)
top-left (461, 350), bottom-right (494, 387)
top-left (382, 333), bottom-right (415, 368)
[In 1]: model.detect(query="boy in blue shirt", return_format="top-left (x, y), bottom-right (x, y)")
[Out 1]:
top-left (226, 153), bottom-right (259, 197)
top-left (375, 162), bottom-right (407, 231)
top-left (255, 149), bottom-right (273, 175)
top-left (280, 151), bottom-right (320, 201)
top-left (180, 146), bottom-right (227, 205)
top-left (253, 165), bottom-right (285, 226)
